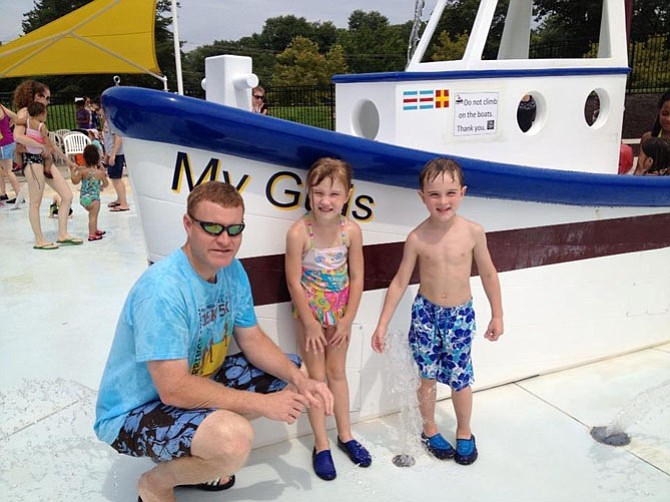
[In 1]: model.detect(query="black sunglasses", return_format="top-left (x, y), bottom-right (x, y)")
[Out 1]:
top-left (189, 215), bottom-right (245, 237)
top-left (253, 95), bottom-right (264, 100)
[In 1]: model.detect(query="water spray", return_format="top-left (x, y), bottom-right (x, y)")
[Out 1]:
top-left (386, 329), bottom-right (422, 467)
top-left (590, 379), bottom-right (670, 447)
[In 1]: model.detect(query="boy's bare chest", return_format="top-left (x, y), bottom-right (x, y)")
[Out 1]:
top-left (418, 235), bottom-right (473, 267)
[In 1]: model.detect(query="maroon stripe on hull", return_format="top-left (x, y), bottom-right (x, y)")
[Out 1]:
top-left (243, 212), bottom-right (670, 307)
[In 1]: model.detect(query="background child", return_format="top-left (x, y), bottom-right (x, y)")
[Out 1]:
top-left (100, 108), bottom-right (129, 211)
top-left (88, 128), bottom-right (104, 156)
top-left (371, 157), bottom-right (503, 466)
top-left (647, 89), bottom-right (670, 141)
top-left (635, 137), bottom-right (670, 176)
top-left (70, 144), bottom-right (109, 241)
top-left (285, 157), bottom-right (370, 480)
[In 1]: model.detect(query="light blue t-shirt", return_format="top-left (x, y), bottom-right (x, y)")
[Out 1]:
top-left (94, 249), bottom-right (257, 444)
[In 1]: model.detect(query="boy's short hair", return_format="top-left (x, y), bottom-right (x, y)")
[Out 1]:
top-left (27, 101), bottom-right (46, 118)
top-left (83, 144), bottom-right (100, 166)
top-left (419, 157), bottom-right (465, 189)
top-left (187, 181), bottom-right (244, 215)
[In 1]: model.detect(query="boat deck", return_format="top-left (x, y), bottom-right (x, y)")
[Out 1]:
top-left (1, 179), bottom-right (669, 501)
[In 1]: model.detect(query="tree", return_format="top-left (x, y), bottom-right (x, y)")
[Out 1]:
top-left (532, 0), bottom-right (604, 57)
top-left (630, 0), bottom-right (670, 44)
top-left (271, 36), bottom-right (348, 86)
top-left (418, 0), bottom-right (508, 62)
top-left (338, 10), bottom-right (408, 73)
top-left (180, 15), bottom-right (344, 92)
top-left (431, 32), bottom-right (469, 61)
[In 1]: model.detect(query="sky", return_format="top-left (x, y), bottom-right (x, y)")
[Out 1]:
top-left (0, 0), bottom-right (425, 52)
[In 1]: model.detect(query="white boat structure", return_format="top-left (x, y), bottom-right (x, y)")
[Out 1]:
top-left (102, 0), bottom-right (670, 446)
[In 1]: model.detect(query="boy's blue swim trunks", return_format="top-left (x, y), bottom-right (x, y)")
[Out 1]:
top-left (408, 294), bottom-right (476, 391)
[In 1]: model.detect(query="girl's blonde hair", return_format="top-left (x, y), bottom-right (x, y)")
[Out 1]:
top-left (306, 157), bottom-right (353, 193)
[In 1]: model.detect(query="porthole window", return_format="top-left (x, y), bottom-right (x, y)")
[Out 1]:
top-left (584, 89), bottom-right (607, 127)
top-left (351, 99), bottom-right (380, 140)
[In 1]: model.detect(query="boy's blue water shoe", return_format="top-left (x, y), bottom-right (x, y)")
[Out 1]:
top-left (455, 435), bottom-right (478, 465)
top-left (420, 432), bottom-right (455, 459)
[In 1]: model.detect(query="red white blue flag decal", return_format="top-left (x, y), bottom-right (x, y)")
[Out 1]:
top-left (403, 89), bottom-right (449, 110)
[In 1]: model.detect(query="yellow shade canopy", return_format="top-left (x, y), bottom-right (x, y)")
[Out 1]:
top-left (0, 0), bottom-right (161, 80)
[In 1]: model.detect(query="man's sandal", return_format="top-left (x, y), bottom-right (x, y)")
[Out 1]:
top-left (138, 476), bottom-right (235, 501)
top-left (178, 474), bottom-right (236, 491)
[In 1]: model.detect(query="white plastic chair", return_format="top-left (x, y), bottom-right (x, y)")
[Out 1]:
top-left (48, 130), bottom-right (64, 152)
top-left (62, 132), bottom-right (91, 164)
top-left (47, 130), bottom-right (66, 165)
top-left (55, 128), bottom-right (72, 138)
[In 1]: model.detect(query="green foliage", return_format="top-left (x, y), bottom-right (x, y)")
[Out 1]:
top-left (532, 0), bottom-right (603, 57)
top-left (629, 0), bottom-right (670, 44)
top-left (271, 104), bottom-right (333, 130)
top-left (3, 0), bottom-right (669, 99)
top-left (628, 35), bottom-right (670, 91)
top-left (271, 36), bottom-right (348, 87)
top-left (420, 0), bottom-right (507, 62)
top-left (431, 32), bottom-right (469, 61)
top-left (337, 10), bottom-right (407, 73)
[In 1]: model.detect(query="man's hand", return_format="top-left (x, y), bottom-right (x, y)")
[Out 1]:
top-left (295, 377), bottom-right (334, 416)
top-left (260, 390), bottom-right (309, 424)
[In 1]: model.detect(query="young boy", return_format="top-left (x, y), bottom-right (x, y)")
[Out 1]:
top-left (371, 157), bottom-right (503, 465)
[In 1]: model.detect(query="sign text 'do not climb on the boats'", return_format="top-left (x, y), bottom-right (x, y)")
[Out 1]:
top-left (454, 92), bottom-right (499, 136)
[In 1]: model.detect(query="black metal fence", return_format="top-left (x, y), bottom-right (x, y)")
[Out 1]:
top-left (265, 85), bottom-right (335, 130)
top-left (1, 39), bottom-right (667, 132)
top-left (627, 35), bottom-right (670, 93)
top-left (0, 92), bottom-right (85, 131)
top-left (528, 35), bottom-right (670, 93)
top-left (1, 87), bottom-right (337, 131)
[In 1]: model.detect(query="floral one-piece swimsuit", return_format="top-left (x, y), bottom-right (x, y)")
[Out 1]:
top-left (295, 214), bottom-right (350, 326)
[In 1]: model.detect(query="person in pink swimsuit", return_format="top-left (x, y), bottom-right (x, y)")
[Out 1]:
top-left (0, 104), bottom-right (23, 204)
top-left (285, 158), bottom-right (371, 481)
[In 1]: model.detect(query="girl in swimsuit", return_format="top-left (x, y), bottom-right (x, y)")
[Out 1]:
top-left (285, 157), bottom-right (371, 481)
top-left (70, 144), bottom-right (109, 240)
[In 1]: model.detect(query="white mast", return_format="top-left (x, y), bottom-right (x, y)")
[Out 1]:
top-left (171, 0), bottom-right (184, 94)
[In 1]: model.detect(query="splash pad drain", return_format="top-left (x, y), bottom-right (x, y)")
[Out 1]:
top-left (392, 454), bottom-right (416, 467)
top-left (590, 426), bottom-right (631, 447)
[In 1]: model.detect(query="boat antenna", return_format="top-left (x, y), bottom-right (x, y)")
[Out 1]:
top-left (407, 0), bottom-right (426, 67)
